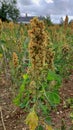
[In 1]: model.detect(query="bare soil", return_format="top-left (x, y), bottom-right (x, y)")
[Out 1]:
top-left (51, 74), bottom-right (73, 130)
top-left (0, 72), bottom-right (73, 130)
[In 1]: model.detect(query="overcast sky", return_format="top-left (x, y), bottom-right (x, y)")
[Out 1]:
top-left (17, 0), bottom-right (73, 23)
top-left (17, 0), bottom-right (73, 16)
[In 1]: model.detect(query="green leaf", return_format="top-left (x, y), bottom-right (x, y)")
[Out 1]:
top-left (47, 70), bottom-right (62, 86)
top-left (13, 94), bottom-right (21, 105)
top-left (0, 40), bottom-right (6, 44)
top-left (19, 101), bottom-right (29, 109)
top-left (47, 71), bottom-right (56, 81)
top-left (23, 74), bottom-right (28, 80)
top-left (39, 103), bottom-right (48, 115)
top-left (36, 125), bottom-right (44, 130)
top-left (19, 96), bottom-right (29, 108)
top-left (19, 83), bottom-right (25, 94)
top-left (70, 112), bottom-right (73, 119)
top-left (48, 92), bottom-right (60, 106)
top-left (13, 74), bottom-right (29, 106)
top-left (19, 74), bottom-right (29, 94)
top-left (45, 117), bottom-right (51, 125)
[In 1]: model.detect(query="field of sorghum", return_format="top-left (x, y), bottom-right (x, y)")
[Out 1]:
top-left (0, 17), bottom-right (73, 130)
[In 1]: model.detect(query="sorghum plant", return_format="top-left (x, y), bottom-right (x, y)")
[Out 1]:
top-left (14, 17), bottom-right (61, 130)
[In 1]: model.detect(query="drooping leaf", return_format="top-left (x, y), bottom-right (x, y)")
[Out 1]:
top-left (45, 124), bottom-right (53, 130)
top-left (25, 109), bottom-right (39, 130)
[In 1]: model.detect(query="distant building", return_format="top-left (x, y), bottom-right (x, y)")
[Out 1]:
top-left (17, 14), bottom-right (44, 24)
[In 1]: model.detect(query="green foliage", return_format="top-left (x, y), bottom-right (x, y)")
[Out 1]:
top-left (13, 74), bottom-right (29, 106)
top-left (63, 98), bottom-right (73, 108)
top-left (0, 0), bottom-right (20, 22)
top-left (13, 70), bottom-right (61, 122)
top-left (44, 16), bottom-right (53, 26)
top-left (47, 70), bottom-right (62, 87)
top-left (47, 92), bottom-right (60, 106)
top-left (60, 17), bottom-right (64, 26)
top-left (36, 125), bottom-right (44, 130)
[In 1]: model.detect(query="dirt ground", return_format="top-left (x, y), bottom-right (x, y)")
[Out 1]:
top-left (51, 74), bottom-right (73, 130)
top-left (0, 72), bottom-right (73, 130)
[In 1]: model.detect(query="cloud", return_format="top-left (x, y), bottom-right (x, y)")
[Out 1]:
top-left (45, 0), bottom-right (53, 3)
top-left (17, 0), bottom-right (33, 6)
top-left (17, 0), bottom-right (73, 17)
top-left (53, 0), bottom-right (69, 15)
top-left (17, 0), bottom-right (54, 16)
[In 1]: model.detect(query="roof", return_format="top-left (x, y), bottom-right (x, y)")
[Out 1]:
top-left (17, 16), bottom-right (44, 23)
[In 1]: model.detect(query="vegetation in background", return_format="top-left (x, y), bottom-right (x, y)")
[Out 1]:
top-left (0, 0), bottom-right (20, 22)
top-left (44, 16), bottom-right (53, 26)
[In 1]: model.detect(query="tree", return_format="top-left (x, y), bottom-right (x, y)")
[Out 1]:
top-left (69, 19), bottom-right (73, 28)
top-left (44, 16), bottom-right (53, 26)
top-left (60, 17), bottom-right (64, 26)
top-left (0, 0), bottom-right (20, 22)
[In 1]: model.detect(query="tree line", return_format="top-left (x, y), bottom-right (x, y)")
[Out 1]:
top-left (0, 0), bottom-right (20, 22)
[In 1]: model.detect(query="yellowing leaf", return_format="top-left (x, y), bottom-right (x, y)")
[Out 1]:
top-left (45, 124), bottom-right (53, 130)
top-left (25, 109), bottom-right (38, 130)
top-left (23, 74), bottom-right (28, 80)
top-left (0, 53), bottom-right (3, 58)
